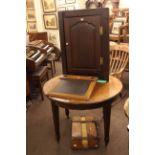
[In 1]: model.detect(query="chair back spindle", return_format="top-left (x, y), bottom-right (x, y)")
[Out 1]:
top-left (110, 45), bottom-right (129, 79)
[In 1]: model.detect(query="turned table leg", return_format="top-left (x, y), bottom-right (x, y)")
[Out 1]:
top-left (103, 101), bottom-right (112, 145)
top-left (51, 101), bottom-right (60, 142)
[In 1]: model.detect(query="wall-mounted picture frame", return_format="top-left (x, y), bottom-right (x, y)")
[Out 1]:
top-left (27, 22), bottom-right (37, 32)
top-left (43, 14), bottom-right (58, 29)
top-left (26, 0), bottom-right (35, 9)
top-left (58, 7), bottom-right (66, 11)
top-left (48, 32), bottom-right (58, 45)
top-left (111, 21), bottom-right (123, 35)
top-left (66, 0), bottom-right (76, 4)
top-left (57, 0), bottom-right (66, 6)
top-left (26, 9), bottom-right (36, 21)
top-left (67, 5), bottom-right (75, 10)
top-left (41, 0), bottom-right (56, 12)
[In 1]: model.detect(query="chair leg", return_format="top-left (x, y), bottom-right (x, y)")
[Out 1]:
top-left (119, 92), bottom-right (123, 98)
top-left (53, 61), bottom-right (56, 74)
top-left (39, 80), bottom-right (44, 101)
top-left (46, 70), bottom-right (49, 80)
top-left (50, 61), bottom-right (54, 77)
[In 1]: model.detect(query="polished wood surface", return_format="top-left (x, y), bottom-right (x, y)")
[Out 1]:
top-left (64, 15), bottom-right (101, 73)
top-left (28, 32), bottom-right (48, 42)
top-left (43, 75), bottom-right (122, 145)
top-left (26, 46), bottom-right (47, 72)
top-left (27, 40), bottom-right (61, 76)
top-left (29, 66), bottom-right (49, 100)
top-left (59, 9), bottom-right (109, 81)
top-left (124, 98), bottom-right (129, 118)
top-left (43, 75), bottom-right (122, 105)
top-left (71, 116), bottom-right (99, 149)
top-left (26, 77), bottom-right (31, 97)
top-left (46, 75), bottom-right (98, 101)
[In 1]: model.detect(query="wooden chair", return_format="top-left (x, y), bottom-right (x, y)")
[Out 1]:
top-left (110, 44), bottom-right (129, 79)
top-left (124, 97), bottom-right (129, 131)
top-left (45, 44), bottom-right (61, 76)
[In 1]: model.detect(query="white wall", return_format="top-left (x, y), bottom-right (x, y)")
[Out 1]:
top-left (34, 0), bottom-right (44, 31)
top-left (119, 0), bottom-right (129, 8)
top-left (76, 0), bottom-right (86, 9)
top-left (33, 0), bottom-right (128, 49)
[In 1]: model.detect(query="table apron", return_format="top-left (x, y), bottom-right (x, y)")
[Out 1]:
top-left (50, 98), bottom-right (115, 110)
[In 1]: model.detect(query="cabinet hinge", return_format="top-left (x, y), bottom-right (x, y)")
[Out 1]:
top-left (99, 26), bottom-right (103, 35)
top-left (100, 57), bottom-right (103, 65)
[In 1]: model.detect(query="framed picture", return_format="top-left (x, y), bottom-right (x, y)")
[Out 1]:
top-left (66, 0), bottom-right (76, 4)
top-left (41, 0), bottom-right (56, 12)
top-left (26, 0), bottom-right (35, 9)
top-left (27, 22), bottom-right (37, 32)
top-left (57, 0), bottom-right (66, 6)
top-left (48, 32), bottom-right (57, 45)
top-left (43, 14), bottom-right (58, 29)
top-left (58, 7), bottom-right (66, 11)
top-left (115, 17), bottom-right (127, 23)
top-left (111, 21), bottom-right (123, 35)
top-left (26, 9), bottom-right (36, 21)
top-left (67, 5), bottom-right (75, 10)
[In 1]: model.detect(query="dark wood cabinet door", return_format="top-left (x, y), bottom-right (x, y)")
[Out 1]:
top-left (64, 15), bottom-right (101, 75)
top-left (59, 9), bottom-right (109, 81)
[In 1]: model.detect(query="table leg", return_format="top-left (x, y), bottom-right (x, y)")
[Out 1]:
top-left (51, 101), bottom-right (60, 142)
top-left (65, 108), bottom-right (69, 119)
top-left (103, 101), bottom-right (112, 145)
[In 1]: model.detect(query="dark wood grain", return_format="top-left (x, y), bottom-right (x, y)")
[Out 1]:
top-left (51, 101), bottom-right (60, 142)
top-left (44, 75), bottom-right (122, 144)
top-left (58, 9), bottom-right (109, 81)
top-left (103, 99), bottom-right (113, 145)
top-left (28, 32), bottom-right (48, 42)
top-left (65, 108), bottom-right (69, 119)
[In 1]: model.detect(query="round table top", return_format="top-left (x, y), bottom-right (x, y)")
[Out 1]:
top-left (43, 75), bottom-right (123, 106)
top-left (124, 98), bottom-right (129, 118)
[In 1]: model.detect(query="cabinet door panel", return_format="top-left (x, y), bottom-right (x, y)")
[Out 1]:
top-left (64, 16), bottom-right (101, 74)
top-left (59, 9), bottom-right (109, 80)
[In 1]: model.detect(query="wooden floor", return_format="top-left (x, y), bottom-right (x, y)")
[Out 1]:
top-left (26, 60), bottom-right (129, 155)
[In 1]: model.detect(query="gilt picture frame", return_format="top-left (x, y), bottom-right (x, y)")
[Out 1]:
top-left (41, 0), bottom-right (56, 12)
top-left (27, 22), bottom-right (37, 32)
top-left (43, 14), bottom-right (58, 29)
top-left (111, 21), bottom-right (123, 35)
top-left (48, 32), bottom-right (58, 45)
top-left (26, 9), bottom-right (36, 21)
top-left (26, 0), bottom-right (35, 9)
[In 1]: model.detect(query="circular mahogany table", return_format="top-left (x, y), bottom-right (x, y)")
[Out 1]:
top-left (43, 75), bottom-right (122, 145)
